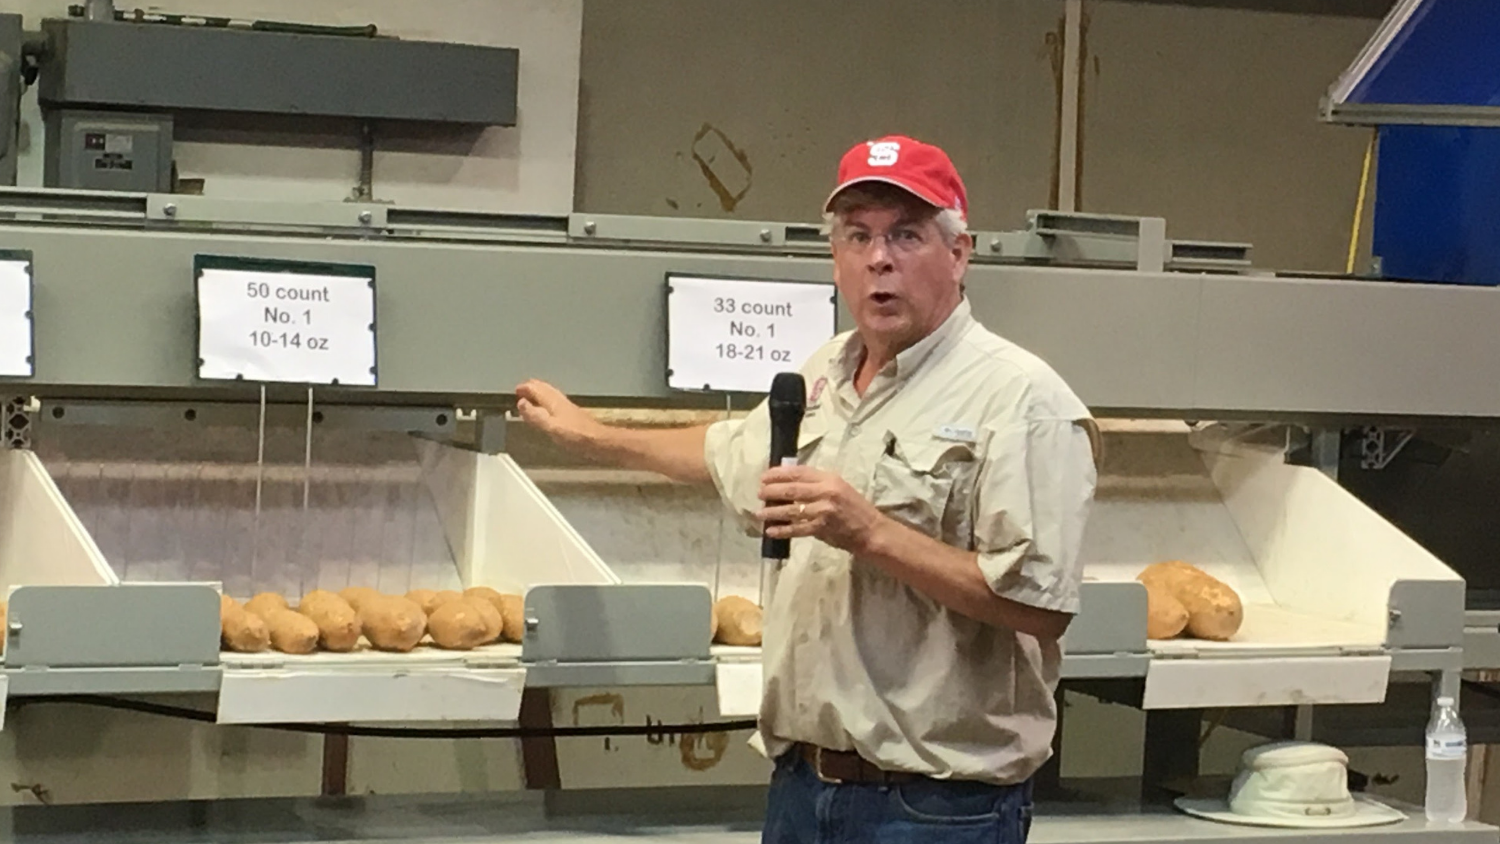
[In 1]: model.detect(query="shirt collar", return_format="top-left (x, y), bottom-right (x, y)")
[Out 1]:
top-left (833, 297), bottom-right (974, 389)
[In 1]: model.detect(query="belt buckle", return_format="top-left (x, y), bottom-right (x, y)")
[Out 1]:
top-left (812, 746), bottom-right (843, 785)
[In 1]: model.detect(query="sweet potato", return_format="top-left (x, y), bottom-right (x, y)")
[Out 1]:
top-left (219, 595), bottom-right (269, 652)
top-left (296, 590), bottom-right (362, 652)
top-left (405, 589), bottom-right (438, 613)
top-left (338, 586), bottom-right (382, 614)
top-left (464, 585), bottom-right (504, 606)
top-left (407, 589), bottom-right (462, 616)
top-left (1141, 580), bottom-right (1189, 639)
top-left (244, 592), bottom-right (289, 618)
top-left (498, 593), bottom-right (524, 643)
top-left (360, 595), bottom-right (427, 652)
top-left (712, 595), bottom-right (762, 646)
top-left (1137, 561), bottom-right (1243, 641)
top-left (463, 596), bottom-right (503, 644)
top-left (427, 599), bottom-right (492, 650)
top-left (263, 607), bottom-right (319, 654)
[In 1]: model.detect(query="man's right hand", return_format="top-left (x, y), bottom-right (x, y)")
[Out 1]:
top-left (515, 379), bottom-right (604, 452)
top-left (513, 378), bottom-right (714, 485)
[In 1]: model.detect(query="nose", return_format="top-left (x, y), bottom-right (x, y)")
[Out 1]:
top-left (865, 238), bottom-right (895, 273)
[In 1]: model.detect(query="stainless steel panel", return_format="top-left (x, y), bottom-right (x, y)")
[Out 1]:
top-left (964, 267), bottom-right (1201, 413)
top-left (5, 665), bottom-right (220, 695)
top-left (5, 584), bottom-right (219, 668)
top-left (1196, 277), bottom-right (1500, 418)
top-left (523, 584), bottom-right (711, 664)
top-left (1064, 581), bottom-right (1147, 656)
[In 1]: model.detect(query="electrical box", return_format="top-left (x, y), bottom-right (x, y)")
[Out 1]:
top-left (43, 110), bottom-right (173, 192)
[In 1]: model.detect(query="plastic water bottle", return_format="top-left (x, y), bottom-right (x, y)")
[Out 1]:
top-left (1426, 695), bottom-right (1468, 824)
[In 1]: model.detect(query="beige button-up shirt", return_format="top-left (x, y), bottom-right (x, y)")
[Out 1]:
top-left (704, 297), bottom-right (1097, 785)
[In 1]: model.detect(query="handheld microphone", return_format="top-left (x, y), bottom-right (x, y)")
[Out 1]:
top-left (760, 371), bottom-right (806, 562)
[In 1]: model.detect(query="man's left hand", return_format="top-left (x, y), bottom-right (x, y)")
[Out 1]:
top-left (757, 466), bottom-right (885, 554)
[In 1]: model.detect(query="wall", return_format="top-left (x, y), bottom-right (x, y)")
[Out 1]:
top-left (575, 0), bottom-right (1382, 272)
top-left (575, 1), bottom-right (1062, 230)
top-left (1077, 1), bottom-right (1380, 271)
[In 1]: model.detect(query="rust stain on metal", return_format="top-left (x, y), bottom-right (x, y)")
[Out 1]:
top-left (691, 123), bottom-right (753, 212)
top-left (679, 729), bottom-right (730, 771)
top-left (1043, 18), bottom-right (1065, 211)
top-left (571, 693), bottom-right (625, 725)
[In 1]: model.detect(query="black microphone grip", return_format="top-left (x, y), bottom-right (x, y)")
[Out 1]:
top-left (761, 372), bottom-right (806, 560)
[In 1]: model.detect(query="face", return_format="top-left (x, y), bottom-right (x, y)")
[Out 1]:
top-left (829, 202), bottom-right (972, 356)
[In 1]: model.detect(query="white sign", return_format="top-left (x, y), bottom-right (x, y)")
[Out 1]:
top-left (196, 265), bottom-right (377, 386)
top-left (0, 259), bottom-right (33, 378)
top-left (666, 275), bottom-right (837, 393)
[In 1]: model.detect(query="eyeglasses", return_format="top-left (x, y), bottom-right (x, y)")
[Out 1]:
top-left (831, 226), bottom-right (931, 254)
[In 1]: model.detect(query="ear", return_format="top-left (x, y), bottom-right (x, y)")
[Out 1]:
top-left (951, 232), bottom-right (973, 280)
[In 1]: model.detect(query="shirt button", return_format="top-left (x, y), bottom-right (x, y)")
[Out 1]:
top-left (848, 423), bottom-right (861, 436)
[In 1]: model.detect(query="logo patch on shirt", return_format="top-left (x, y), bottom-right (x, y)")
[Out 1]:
top-left (807, 376), bottom-right (827, 409)
top-left (935, 424), bottom-right (976, 443)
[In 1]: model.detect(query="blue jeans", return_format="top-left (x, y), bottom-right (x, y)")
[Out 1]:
top-left (762, 751), bottom-right (1034, 844)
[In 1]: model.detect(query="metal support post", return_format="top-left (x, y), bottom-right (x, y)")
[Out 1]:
top-left (1142, 708), bottom-right (1203, 800)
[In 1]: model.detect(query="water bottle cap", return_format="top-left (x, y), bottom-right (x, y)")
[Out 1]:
top-left (1437, 696), bottom-right (1455, 706)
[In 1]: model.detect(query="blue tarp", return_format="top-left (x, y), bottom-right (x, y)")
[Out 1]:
top-left (1343, 0), bottom-right (1500, 109)
top-left (1372, 124), bottom-right (1500, 286)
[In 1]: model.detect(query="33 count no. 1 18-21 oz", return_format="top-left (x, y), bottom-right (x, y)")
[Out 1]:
top-left (250, 331), bottom-right (330, 350)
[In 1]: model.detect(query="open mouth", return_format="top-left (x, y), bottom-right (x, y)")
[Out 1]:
top-left (870, 292), bottom-right (898, 306)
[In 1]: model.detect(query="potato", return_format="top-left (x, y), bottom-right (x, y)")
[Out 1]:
top-left (361, 595), bottom-right (427, 652)
top-left (1137, 561), bottom-right (1243, 641)
top-left (463, 596), bottom-right (503, 644)
top-left (710, 600), bottom-right (720, 641)
top-left (1142, 580), bottom-right (1189, 639)
top-left (220, 597), bottom-right (270, 653)
top-left (338, 586), bottom-right (381, 614)
top-left (427, 599), bottom-right (492, 650)
top-left (713, 595), bottom-right (762, 646)
top-left (263, 607), bottom-right (319, 654)
top-left (464, 586), bottom-right (506, 615)
top-left (498, 593), bottom-right (524, 643)
top-left (296, 590), bottom-right (362, 652)
top-left (405, 589), bottom-right (437, 613)
top-left (244, 592), bottom-right (289, 618)
top-left (407, 589), bottom-right (461, 616)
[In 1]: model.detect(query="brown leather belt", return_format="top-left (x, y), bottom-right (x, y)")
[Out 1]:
top-left (796, 743), bottom-right (922, 784)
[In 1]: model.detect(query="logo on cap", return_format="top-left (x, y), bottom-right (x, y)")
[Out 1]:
top-left (867, 141), bottom-right (900, 167)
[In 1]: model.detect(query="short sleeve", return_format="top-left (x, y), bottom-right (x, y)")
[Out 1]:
top-left (703, 399), bottom-right (771, 537)
top-left (973, 417), bottom-right (1098, 614)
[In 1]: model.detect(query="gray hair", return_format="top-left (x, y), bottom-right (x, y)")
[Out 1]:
top-left (821, 185), bottom-right (969, 248)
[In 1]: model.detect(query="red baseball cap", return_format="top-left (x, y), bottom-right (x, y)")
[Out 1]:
top-left (824, 135), bottom-right (967, 221)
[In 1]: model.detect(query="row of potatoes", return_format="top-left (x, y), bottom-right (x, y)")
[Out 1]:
top-left (219, 586), bottom-right (524, 655)
top-left (220, 588), bottom-right (770, 655)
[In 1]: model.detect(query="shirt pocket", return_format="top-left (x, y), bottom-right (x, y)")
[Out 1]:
top-left (868, 432), bottom-right (981, 545)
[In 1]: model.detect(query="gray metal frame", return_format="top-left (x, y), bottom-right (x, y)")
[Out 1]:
top-left (1, 190), bottom-right (1499, 421)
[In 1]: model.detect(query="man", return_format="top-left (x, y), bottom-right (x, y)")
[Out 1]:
top-left (515, 134), bottom-right (1098, 843)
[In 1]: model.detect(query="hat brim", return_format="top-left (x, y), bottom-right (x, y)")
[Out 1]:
top-left (823, 176), bottom-right (944, 213)
top-left (1173, 795), bottom-right (1407, 829)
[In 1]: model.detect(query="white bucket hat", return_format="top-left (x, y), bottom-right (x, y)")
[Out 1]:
top-left (1175, 741), bottom-right (1407, 828)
